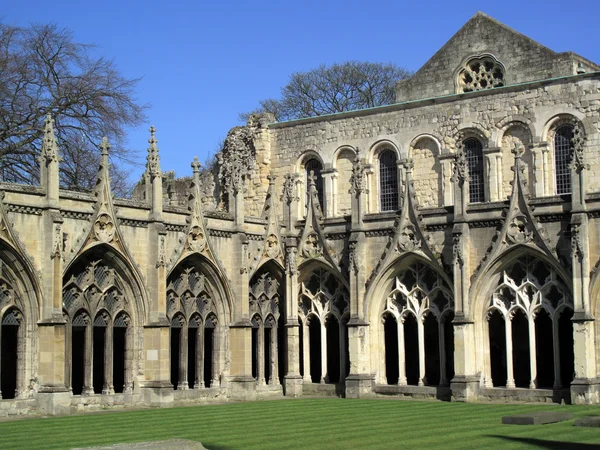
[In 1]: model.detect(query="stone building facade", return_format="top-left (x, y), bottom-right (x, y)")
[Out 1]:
top-left (0, 12), bottom-right (599, 415)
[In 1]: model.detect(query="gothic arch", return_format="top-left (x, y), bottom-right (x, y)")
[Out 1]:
top-left (167, 253), bottom-right (233, 323)
top-left (541, 112), bottom-right (590, 142)
top-left (470, 247), bottom-right (573, 390)
top-left (454, 125), bottom-right (491, 149)
top-left (408, 135), bottom-right (443, 208)
top-left (331, 145), bottom-right (356, 169)
top-left (295, 150), bottom-right (325, 173)
top-left (493, 116), bottom-right (537, 147)
top-left (366, 254), bottom-right (454, 387)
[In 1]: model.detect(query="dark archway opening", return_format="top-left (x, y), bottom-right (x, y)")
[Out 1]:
top-left (113, 327), bottom-right (126, 394)
top-left (264, 327), bottom-right (272, 384)
top-left (535, 310), bottom-right (554, 388)
top-left (278, 315), bottom-right (286, 384)
top-left (170, 327), bottom-right (181, 389)
top-left (424, 313), bottom-right (440, 386)
top-left (298, 319), bottom-right (304, 378)
top-left (93, 326), bottom-right (105, 394)
top-left (559, 308), bottom-right (574, 387)
top-left (1, 324), bottom-right (18, 399)
top-left (309, 318), bottom-right (321, 383)
top-left (343, 320), bottom-right (350, 379)
top-left (188, 327), bottom-right (198, 389)
top-left (404, 314), bottom-right (419, 386)
top-left (204, 327), bottom-right (214, 388)
top-left (383, 315), bottom-right (399, 385)
top-left (489, 310), bottom-right (506, 387)
top-left (444, 313), bottom-right (455, 383)
top-left (512, 310), bottom-right (530, 388)
top-left (326, 316), bottom-right (340, 384)
top-left (72, 326), bottom-right (86, 395)
top-left (251, 325), bottom-right (258, 379)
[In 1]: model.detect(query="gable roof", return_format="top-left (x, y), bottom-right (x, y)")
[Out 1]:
top-left (396, 12), bottom-right (600, 102)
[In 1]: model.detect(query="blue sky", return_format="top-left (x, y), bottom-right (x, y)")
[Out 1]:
top-left (3, 0), bottom-right (599, 184)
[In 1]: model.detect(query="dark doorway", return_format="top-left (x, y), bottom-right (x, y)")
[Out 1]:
top-left (559, 308), bottom-right (574, 387)
top-left (424, 313), bottom-right (440, 386)
top-left (1, 324), bottom-right (18, 399)
top-left (264, 327), bottom-right (272, 384)
top-left (512, 310), bottom-right (531, 388)
top-left (278, 316), bottom-right (286, 384)
top-left (535, 310), bottom-right (554, 388)
top-left (93, 326), bottom-right (106, 394)
top-left (251, 326), bottom-right (258, 379)
top-left (299, 319), bottom-right (304, 378)
top-left (384, 314), bottom-right (399, 385)
top-left (404, 314), bottom-right (419, 385)
top-left (113, 327), bottom-right (126, 394)
top-left (444, 313), bottom-right (455, 383)
top-left (72, 326), bottom-right (86, 395)
top-left (489, 310), bottom-right (506, 387)
top-left (343, 320), bottom-right (350, 379)
top-left (326, 316), bottom-right (340, 384)
top-left (204, 327), bottom-right (214, 388)
top-left (188, 327), bottom-right (197, 388)
top-left (170, 327), bottom-right (181, 389)
top-left (309, 318), bottom-right (321, 383)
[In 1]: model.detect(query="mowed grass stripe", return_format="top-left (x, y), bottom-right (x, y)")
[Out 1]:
top-left (0, 399), bottom-right (598, 450)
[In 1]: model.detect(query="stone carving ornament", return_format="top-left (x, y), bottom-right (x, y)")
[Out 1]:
top-left (458, 55), bottom-right (505, 93)
top-left (94, 213), bottom-right (115, 243)
top-left (303, 232), bottom-right (323, 258)
top-left (506, 215), bottom-right (533, 245)
top-left (286, 247), bottom-right (298, 275)
top-left (396, 226), bottom-right (421, 253)
top-left (282, 173), bottom-right (299, 204)
top-left (572, 123), bottom-right (588, 172)
top-left (265, 234), bottom-right (280, 259)
top-left (571, 223), bottom-right (584, 259)
top-left (349, 153), bottom-right (367, 196)
top-left (187, 225), bottom-right (207, 253)
top-left (452, 146), bottom-right (469, 183)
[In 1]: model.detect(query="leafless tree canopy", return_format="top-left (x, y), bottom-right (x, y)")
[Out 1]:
top-left (241, 61), bottom-right (412, 122)
top-left (0, 22), bottom-right (147, 195)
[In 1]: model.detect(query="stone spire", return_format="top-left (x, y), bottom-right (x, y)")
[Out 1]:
top-left (145, 126), bottom-right (163, 219)
top-left (39, 114), bottom-right (61, 208)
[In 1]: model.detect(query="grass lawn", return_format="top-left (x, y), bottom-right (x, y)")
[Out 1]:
top-left (0, 399), bottom-right (599, 449)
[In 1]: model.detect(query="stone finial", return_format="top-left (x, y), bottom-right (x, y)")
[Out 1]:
top-left (41, 113), bottom-right (60, 163)
top-left (146, 126), bottom-right (161, 177)
top-left (100, 137), bottom-right (110, 157)
top-left (191, 156), bottom-right (202, 174)
top-left (267, 173), bottom-right (276, 186)
top-left (307, 170), bottom-right (317, 189)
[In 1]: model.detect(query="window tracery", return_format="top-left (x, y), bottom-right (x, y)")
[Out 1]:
top-left (458, 56), bottom-right (505, 93)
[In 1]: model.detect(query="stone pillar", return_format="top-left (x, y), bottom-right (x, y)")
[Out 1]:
top-left (302, 321), bottom-right (311, 383)
top-left (552, 318), bottom-right (562, 389)
top-left (397, 319), bottom-right (407, 385)
top-left (257, 324), bottom-right (265, 386)
top-left (417, 317), bottom-right (426, 386)
top-left (528, 316), bottom-right (537, 389)
top-left (124, 326), bottom-right (133, 394)
top-left (505, 316), bottom-right (516, 388)
top-left (484, 147), bottom-right (501, 201)
top-left (320, 320), bottom-right (327, 384)
top-left (103, 325), bottom-right (114, 395)
top-left (195, 327), bottom-right (204, 389)
top-left (270, 325), bottom-right (278, 385)
top-left (531, 143), bottom-right (548, 198)
top-left (321, 169), bottom-right (335, 217)
top-left (338, 323), bottom-right (346, 384)
top-left (84, 324), bottom-right (94, 395)
top-left (439, 155), bottom-right (454, 207)
top-left (178, 326), bottom-right (189, 390)
top-left (438, 320), bottom-right (447, 386)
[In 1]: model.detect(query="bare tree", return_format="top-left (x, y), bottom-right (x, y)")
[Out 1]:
top-left (0, 22), bottom-right (147, 195)
top-left (241, 61), bottom-right (412, 122)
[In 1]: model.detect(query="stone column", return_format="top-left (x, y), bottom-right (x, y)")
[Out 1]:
top-left (528, 315), bottom-right (537, 389)
top-left (531, 143), bottom-right (548, 198)
top-left (339, 323), bottom-right (346, 384)
top-left (320, 320), bottom-right (327, 384)
top-left (178, 326), bottom-right (189, 390)
top-left (438, 320), bottom-right (447, 386)
top-left (257, 324), bottom-right (265, 386)
top-left (124, 326), bottom-right (133, 394)
top-left (195, 327), bottom-right (204, 389)
top-left (397, 318), bottom-right (407, 386)
top-left (84, 324), bottom-right (94, 395)
top-left (103, 325), bottom-right (114, 395)
top-left (439, 155), bottom-right (454, 206)
top-left (270, 325), bottom-right (278, 385)
top-left (303, 321), bottom-right (311, 383)
top-left (505, 316), bottom-right (516, 388)
top-left (321, 170), bottom-right (335, 217)
top-left (417, 317), bottom-right (426, 386)
top-left (483, 147), bottom-right (501, 201)
top-left (552, 317), bottom-right (562, 389)
top-left (211, 327), bottom-right (219, 387)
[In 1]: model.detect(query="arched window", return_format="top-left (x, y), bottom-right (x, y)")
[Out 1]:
top-left (464, 138), bottom-right (485, 203)
top-left (554, 125), bottom-right (573, 195)
top-left (305, 159), bottom-right (324, 210)
top-left (379, 150), bottom-right (398, 212)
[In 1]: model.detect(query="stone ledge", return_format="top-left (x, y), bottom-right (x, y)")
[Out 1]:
top-left (502, 411), bottom-right (573, 425)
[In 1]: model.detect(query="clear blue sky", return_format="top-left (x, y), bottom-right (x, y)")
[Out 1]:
top-left (3, 0), bottom-right (599, 185)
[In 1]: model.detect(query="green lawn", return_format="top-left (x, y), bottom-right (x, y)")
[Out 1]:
top-left (0, 399), bottom-right (599, 449)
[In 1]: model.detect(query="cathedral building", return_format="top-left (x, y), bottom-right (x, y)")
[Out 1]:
top-left (0, 12), bottom-right (599, 415)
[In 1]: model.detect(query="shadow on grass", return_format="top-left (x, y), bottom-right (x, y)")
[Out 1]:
top-left (488, 435), bottom-right (600, 449)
